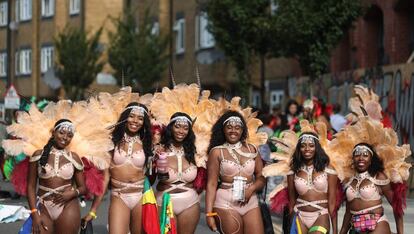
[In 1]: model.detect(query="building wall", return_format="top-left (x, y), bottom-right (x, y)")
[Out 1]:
top-left (330, 0), bottom-right (414, 72)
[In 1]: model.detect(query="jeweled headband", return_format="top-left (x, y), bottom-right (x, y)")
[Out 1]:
top-left (353, 145), bottom-right (373, 155)
top-left (223, 116), bottom-right (244, 127)
top-left (170, 116), bottom-right (192, 126)
top-left (124, 106), bottom-right (148, 117)
top-left (54, 121), bottom-right (75, 133)
top-left (298, 134), bottom-right (319, 144)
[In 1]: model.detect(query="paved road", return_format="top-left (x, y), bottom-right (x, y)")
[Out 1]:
top-left (1, 180), bottom-right (413, 233)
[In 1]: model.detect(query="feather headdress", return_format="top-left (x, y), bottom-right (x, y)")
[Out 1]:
top-left (149, 83), bottom-right (267, 168)
top-left (2, 100), bottom-right (113, 170)
top-left (347, 85), bottom-right (382, 122)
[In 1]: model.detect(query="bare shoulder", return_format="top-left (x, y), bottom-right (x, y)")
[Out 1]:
top-left (32, 149), bottom-right (43, 157)
top-left (208, 148), bottom-right (221, 160)
top-left (375, 172), bottom-right (388, 180)
top-left (70, 151), bottom-right (83, 164)
top-left (246, 143), bottom-right (258, 153)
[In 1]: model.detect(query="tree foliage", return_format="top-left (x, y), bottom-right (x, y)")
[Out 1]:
top-left (54, 26), bottom-right (104, 100)
top-left (271, 0), bottom-right (362, 79)
top-left (206, 0), bottom-right (272, 101)
top-left (108, 8), bottom-right (168, 93)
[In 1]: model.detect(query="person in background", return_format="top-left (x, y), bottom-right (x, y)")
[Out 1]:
top-left (281, 100), bottom-right (301, 132)
top-left (330, 104), bottom-right (347, 133)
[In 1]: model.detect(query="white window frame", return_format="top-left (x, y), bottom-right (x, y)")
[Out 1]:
top-left (69, 0), bottom-right (80, 15)
top-left (19, 0), bottom-right (32, 21)
top-left (174, 18), bottom-right (185, 54)
top-left (41, 0), bottom-right (54, 17)
top-left (41, 46), bottom-right (53, 73)
top-left (15, 0), bottom-right (19, 22)
top-left (196, 12), bottom-right (215, 50)
top-left (18, 49), bottom-right (32, 75)
top-left (0, 2), bottom-right (7, 26)
top-left (151, 21), bottom-right (159, 36)
top-left (0, 53), bottom-right (6, 77)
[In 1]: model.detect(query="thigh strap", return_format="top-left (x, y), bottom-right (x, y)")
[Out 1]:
top-left (309, 226), bottom-right (328, 234)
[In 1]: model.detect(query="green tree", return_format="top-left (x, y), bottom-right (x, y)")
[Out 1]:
top-left (205, 0), bottom-right (272, 103)
top-left (271, 0), bottom-right (362, 80)
top-left (55, 26), bottom-right (104, 100)
top-left (108, 8), bottom-right (168, 93)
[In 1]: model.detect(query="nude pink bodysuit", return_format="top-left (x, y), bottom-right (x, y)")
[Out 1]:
top-left (110, 146), bottom-right (146, 210)
top-left (156, 149), bottom-right (199, 215)
top-left (31, 148), bottom-right (83, 220)
top-left (345, 171), bottom-right (390, 223)
top-left (213, 143), bottom-right (259, 216)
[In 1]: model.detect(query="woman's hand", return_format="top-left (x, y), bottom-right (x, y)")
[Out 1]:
top-left (32, 214), bottom-right (48, 234)
top-left (53, 189), bottom-right (76, 206)
top-left (240, 185), bottom-right (255, 206)
top-left (82, 213), bottom-right (94, 223)
top-left (206, 216), bottom-right (218, 232)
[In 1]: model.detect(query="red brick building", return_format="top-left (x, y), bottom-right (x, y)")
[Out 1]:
top-left (330, 0), bottom-right (414, 72)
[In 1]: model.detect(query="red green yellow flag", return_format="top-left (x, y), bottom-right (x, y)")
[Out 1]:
top-left (159, 193), bottom-right (177, 234)
top-left (142, 177), bottom-right (160, 234)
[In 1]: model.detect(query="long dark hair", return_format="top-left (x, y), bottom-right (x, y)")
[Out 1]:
top-left (353, 143), bottom-right (384, 176)
top-left (160, 112), bottom-right (196, 165)
top-left (207, 110), bottom-right (248, 153)
top-left (291, 132), bottom-right (330, 173)
top-left (39, 119), bottom-right (72, 168)
top-left (111, 102), bottom-right (153, 163)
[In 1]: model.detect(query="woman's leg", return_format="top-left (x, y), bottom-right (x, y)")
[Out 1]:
top-left (176, 202), bottom-right (200, 234)
top-left (242, 207), bottom-right (264, 234)
top-left (215, 207), bottom-right (244, 234)
top-left (371, 220), bottom-right (391, 234)
top-left (109, 194), bottom-right (131, 234)
top-left (37, 203), bottom-right (54, 234)
top-left (129, 197), bottom-right (143, 234)
top-left (307, 213), bottom-right (329, 234)
top-left (54, 199), bottom-right (81, 234)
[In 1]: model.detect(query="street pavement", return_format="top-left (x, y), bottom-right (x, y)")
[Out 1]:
top-left (0, 180), bottom-right (413, 233)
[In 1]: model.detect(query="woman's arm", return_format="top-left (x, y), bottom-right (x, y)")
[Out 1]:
top-left (83, 169), bottom-right (110, 222)
top-left (27, 153), bottom-right (40, 212)
top-left (248, 154), bottom-right (266, 196)
top-left (286, 174), bottom-right (296, 215)
top-left (327, 174), bottom-right (338, 234)
top-left (205, 149), bottom-right (220, 232)
top-left (339, 202), bottom-right (352, 234)
top-left (378, 173), bottom-right (403, 234)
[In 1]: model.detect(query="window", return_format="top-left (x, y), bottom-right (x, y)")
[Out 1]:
top-left (17, 49), bottom-right (31, 75)
top-left (41, 46), bottom-right (53, 73)
top-left (0, 2), bottom-right (7, 26)
top-left (151, 21), bottom-right (159, 35)
top-left (18, 0), bottom-right (32, 21)
top-left (41, 0), bottom-right (54, 17)
top-left (270, 0), bottom-right (278, 15)
top-left (69, 0), bottom-right (80, 15)
top-left (195, 12), bottom-right (215, 50)
top-left (0, 53), bottom-right (6, 77)
top-left (174, 18), bottom-right (185, 54)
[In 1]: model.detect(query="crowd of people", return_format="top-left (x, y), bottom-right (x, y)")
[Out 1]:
top-left (0, 84), bottom-right (410, 234)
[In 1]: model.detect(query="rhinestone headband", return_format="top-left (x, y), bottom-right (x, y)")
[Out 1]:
top-left (298, 134), bottom-right (319, 144)
top-left (54, 121), bottom-right (75, 133)
top-left (353, 145), bottom-right (373, 155)
top-left (223, 116), bottom-right (244, 127)
top-left (124, 106), bottom-right (148, 117)
top-left (170, 116), bottom-right (192, 126)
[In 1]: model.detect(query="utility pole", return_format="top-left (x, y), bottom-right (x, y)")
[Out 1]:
top-left (31, 0), bottom-right (41, 97)
top-left (6, 0), bottom-right (12, 88)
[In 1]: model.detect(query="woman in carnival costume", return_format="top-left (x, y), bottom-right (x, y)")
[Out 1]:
top-left (331, 117), bottom-right (411, 234)
top-left (205, 110), bottom-right (266, 234)
top-left (2, 101), bottom-right (112, 234)
top-left (154, 112), bottom-right (200, 233)
top-left (262, 120), bottom-right (341, 234)
top-left (83, 102), bottom-right (153, 233)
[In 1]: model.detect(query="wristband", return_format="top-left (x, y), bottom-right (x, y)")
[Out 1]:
top-left (30, 208), bottom-right (38, 214)
top-left (206, 212), bottom-right (218, 217)
top-left (89, 211), bottom-right (97, 219)
top-left (75, 189), bottom-right (80, 196)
